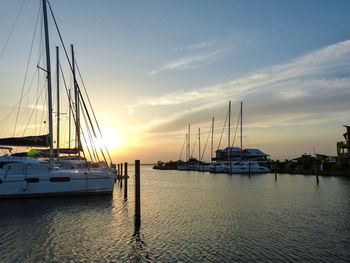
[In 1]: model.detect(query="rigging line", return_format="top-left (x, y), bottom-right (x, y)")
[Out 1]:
top-left (217, 109), bottom-right (228, 150)
top-left (21, 63), bottom-right (42, 127)
top-left (47, 1), bottom-right (74, 73)
top-left (80, 100), bottom-right (108, 166)
top-left (47, 1), bottom-right (112, 165)
top-left (80, 108), bottom-right (95, 162)
top-left (80, 103), bottom-right (100, 162)
top-left (190, 133), bottom-right (198, 158)
top-left (201, 125), bottom-right (211, 161)
top-left (47, 1), bottom-right (112, 167)
top-left (231, 113), bottom-right (240, 147)
top-left (178, 134), bottom-right (186, 161)
top-left (75, 60), bottom-right (113, 164)
top-left (13, 4), bottom-right (41, 136)
top-left (77, 85), bottom-right (107, 164)
top-left (0, 70), bottom-right (43, 136)
top-left (60, 64), bottom-right (89, 167)
top-left (21, 82), bottom-right (46, 136)
top-left (0, 0), bottom-right (27, 60)
top-left (38, 87), bottom-right (47, 136)
top-left (76, 74), bottom-right (111, 165)
top-left (59, 62), bottom-right (78, 145)
top-left (60, 62), bottom-right (89, 167)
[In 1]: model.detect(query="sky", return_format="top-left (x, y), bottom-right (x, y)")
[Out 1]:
top-left (0, 0), bottom-right (350, 163)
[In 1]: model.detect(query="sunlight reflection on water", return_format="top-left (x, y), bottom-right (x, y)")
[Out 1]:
top-left (0, 166), bottom-right (349, 262)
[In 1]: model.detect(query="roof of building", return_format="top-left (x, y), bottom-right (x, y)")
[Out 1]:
top-left (243, 148), bottom-right (269, 156)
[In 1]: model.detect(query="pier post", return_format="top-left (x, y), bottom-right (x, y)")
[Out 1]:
top-left (117, 163), bottom-right (120, 177)
top-left (315, 160), bottom-right (319, 185)
top-left (135, 160), bottom-right (141, 228)
top-left (124, 162), bottom-right (128, 199)
top-left (274, 161), bottom-right (277, 181)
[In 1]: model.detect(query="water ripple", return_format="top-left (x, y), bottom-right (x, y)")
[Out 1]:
top-left (0, 168), bottom-right (349, 262)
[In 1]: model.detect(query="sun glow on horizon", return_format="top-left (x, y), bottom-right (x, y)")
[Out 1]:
top-left (85, 127), bottom-right (123, 154)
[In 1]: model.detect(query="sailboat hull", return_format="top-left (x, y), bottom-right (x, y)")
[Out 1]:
top-left (0, 164), bottom-right (114, 198)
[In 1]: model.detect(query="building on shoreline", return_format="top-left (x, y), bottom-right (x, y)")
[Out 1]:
top-left (337, 125), bottom-right (350, 168)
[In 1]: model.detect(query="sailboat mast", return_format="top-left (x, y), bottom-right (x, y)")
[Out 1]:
top-left (240, 101), bottom-right (243, 159)
top-left (188, 124), bottom-right (191, 160)
top-left (198, 128), bottom-right (201, 161)
top-left (68, 89), bottom-right (71, 156)
top-left (71, 44), bottom-right (80, 157)
top-left (42, 0), bottom-right (54, 167)
top-left (211, 117), bottom-right (214, 162)
top-left (56, 46), bottom-right (60, 161)
top-left (228, 101), bottom-right (231, 162)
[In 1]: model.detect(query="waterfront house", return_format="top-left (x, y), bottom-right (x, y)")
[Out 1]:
top-left (213, 147), bottom-right (269, 161)
top-left (337, 125), bottom-right (350, 167)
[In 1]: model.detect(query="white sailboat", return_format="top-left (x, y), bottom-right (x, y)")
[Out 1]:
top-left (225, 102), bottom-right (271, 174)
top-left (0, 0), bottom-right (114, 198)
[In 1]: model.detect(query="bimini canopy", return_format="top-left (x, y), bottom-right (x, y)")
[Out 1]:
top-left (0, 134), bottom-right (49, 147)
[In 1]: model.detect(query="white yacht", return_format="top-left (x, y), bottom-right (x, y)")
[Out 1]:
top-left (0, 0), bottom-right (115, 198)
top-left (0, 156), bottom-right (113, 198)
top-left (224, 161), bottom-right (270, 174)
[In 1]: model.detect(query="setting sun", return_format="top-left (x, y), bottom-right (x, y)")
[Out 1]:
top-left (99, 127), bottom-right (123, 151)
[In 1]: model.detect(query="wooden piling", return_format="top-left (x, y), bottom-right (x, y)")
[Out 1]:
top-left (274, 161), bottom-right (277, 181)
top-left (120, 163), bottom-right (123, 178)
top-left (124, 162), bottom-right (128, 199)
top-left (135, 160), bottom-right (141, 227)
top-left (315, 160), bottom-right (319, 184)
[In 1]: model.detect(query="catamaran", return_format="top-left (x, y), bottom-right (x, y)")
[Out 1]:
top-left (210, 101), bottom-right (271, 174)
top-left (0, 0), bottom-right (114, 198)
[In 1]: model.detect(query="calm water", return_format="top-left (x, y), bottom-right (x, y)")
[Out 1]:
top-left (0, 165), bottom-right (349, 262)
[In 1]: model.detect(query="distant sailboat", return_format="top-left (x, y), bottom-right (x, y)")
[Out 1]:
top-left (210, 101), bottom-right (271, 174)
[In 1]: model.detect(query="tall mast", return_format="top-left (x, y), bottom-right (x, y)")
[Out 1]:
top-left (240, 101), bottom-right (243, 159)
top-left (68, 89), bottom-right (71, 156)
top-left (71, 44), bottom-right (80, 157)
top-left (198, 128), bottom-right (201, 161)
top-left (228, 100), bottom-right (231, 162)
top-left (185, 134), bottom-right (188, 161)
top-left (42, 0), bottom-right (54, 167)
top-left (188, 124), bottom-right (191, 160)
top-left (56, 46), bottom-right (60, 161)
top-left (211, 117), bottom-right (214, 162)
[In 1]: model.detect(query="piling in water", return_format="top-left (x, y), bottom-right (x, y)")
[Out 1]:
top-left (274, 162), bottom-right (277, 181)
top-left (135, 160), bottom-right (141, 228)
top-left (124, 162), bottom-right (128, 199)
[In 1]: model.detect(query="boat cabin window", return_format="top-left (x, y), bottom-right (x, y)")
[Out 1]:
top-left (25, 178), bottom-right (39, 183)
top-left (50, 177), bottom-right (71, 182)
top-left (0, 179), bottom-right (2, 184)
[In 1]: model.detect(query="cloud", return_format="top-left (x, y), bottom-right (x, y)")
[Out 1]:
top-left (137, 39), bottom-right (350, 133)
top-left (149, 37), bottom-right (242, 75)
top-left (149, 48), bottom-right (230, 75)
top-left (171, 39), bottom-right (217, 52)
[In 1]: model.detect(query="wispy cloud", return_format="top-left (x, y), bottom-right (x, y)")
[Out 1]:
top-left (150, 37), bottom-right (241, 75)
top-left (149, 48), bottom-right (230, 75)
top-left (137, 39), bottom-right (350, 132)
top-left (171, 39), bottom-right (217, 52)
